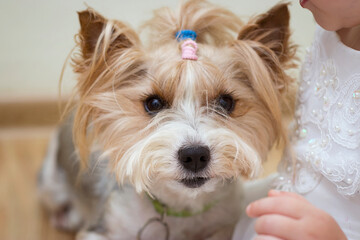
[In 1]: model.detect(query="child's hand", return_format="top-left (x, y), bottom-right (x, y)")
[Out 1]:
top-left (246, 190), bottom-right (347, 240)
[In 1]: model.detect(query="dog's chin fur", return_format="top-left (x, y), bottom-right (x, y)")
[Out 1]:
top-left (38, 1), bottom-right (297, 239)
top-left (155, 177), bottom-right (220, 200)
top-left (150, 177), bottom-right (238, 212)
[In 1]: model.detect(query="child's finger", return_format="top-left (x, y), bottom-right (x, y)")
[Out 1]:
top-left (254, 235), bottom-right (284, 240)
top-left (246, 196), bottom-right (306, 219)
top-left (255, 214), bottom-right (298, 240)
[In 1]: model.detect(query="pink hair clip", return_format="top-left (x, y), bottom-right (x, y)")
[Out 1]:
top-left (181, 40), bottom-right (198, 60)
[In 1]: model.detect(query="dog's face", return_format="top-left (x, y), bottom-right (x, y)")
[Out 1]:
top-left (72, 2), bottom-right (296, 198)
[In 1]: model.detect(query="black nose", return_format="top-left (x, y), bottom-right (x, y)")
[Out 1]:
top-left (178, 146), bottom-right (210, 173)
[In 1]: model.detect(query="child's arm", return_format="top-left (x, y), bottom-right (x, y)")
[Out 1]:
top-left (246, 190), bottom-right (347, 240)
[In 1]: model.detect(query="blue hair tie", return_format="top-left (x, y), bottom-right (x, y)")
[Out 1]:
top-left (175, 30), bottom-right (197, 41)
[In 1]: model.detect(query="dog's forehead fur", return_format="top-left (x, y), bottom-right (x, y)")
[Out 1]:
top-left (144, 43), bottom-right (250, 105)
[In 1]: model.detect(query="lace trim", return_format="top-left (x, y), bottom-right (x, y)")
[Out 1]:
top-left (276, 33), bottom-right (360, 196)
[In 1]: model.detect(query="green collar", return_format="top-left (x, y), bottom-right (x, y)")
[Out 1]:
top-left (149, 195), bottom-right (217, 218)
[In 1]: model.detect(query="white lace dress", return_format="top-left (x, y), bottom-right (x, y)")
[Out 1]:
top-left (233, 25), bottom-right (360, 240)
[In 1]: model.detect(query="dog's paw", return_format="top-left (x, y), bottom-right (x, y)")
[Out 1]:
top-left (76, 231), bottom-right (107, 240)
top-left (50, 203), bottom-right (82, 231)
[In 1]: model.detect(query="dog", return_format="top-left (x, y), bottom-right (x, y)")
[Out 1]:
top-left (38, 1), bottom-right (296, 239)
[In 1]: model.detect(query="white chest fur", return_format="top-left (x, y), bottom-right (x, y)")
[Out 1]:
top-left (104, 181), bottom-right (243, 240)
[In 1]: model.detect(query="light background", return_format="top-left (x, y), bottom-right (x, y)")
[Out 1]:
top-left (0, 0), bottom-right (315, 99)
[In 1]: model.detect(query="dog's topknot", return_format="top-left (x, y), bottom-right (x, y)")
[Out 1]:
top-left (143, 0), bottom-right (243, 46)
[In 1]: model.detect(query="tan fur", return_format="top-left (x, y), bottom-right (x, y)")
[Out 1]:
top-left (73, 0), bottom-right (295, 191)
top-left (40, 1), bottom-right (298, 239)
top-left (143, 0), bottom-right (243, 46)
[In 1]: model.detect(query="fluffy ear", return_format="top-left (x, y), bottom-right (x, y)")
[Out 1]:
top-left (74, 8), bottom-right (142, 94)
top-left (77, 9), bottom-right (137, 59)
top-left (233, 3), bottom-right (297, 144)
top-left (236, 2), bottom-right (297, 94)
top-left (238, 3), bottom-right (292, 62)
top-left (73, 9), bottom-right (145, 166)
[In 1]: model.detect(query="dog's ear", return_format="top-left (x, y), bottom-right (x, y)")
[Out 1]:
top-left (233, 3), bottom-right (296, 144)
top-left (238, 3), bottom-right (291, 63)
top-left (77, 9), bottom-right (137, 59)
top-left (235, 3), bottom-right (297, 94)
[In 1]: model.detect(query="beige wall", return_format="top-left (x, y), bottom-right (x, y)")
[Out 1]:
top-left (0, 0), bottom-right (315, 99)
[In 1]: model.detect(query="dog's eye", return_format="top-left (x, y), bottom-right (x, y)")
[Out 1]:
top-left (217, 94), bottom-right (235, 114)
top-left (144, 95), bottom-right (166, 114)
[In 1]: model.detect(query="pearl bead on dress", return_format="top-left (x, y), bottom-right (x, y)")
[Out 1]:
top-left (353, 90), bottom-right (360, 99)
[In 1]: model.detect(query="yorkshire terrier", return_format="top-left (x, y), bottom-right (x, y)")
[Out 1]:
top-left (38, 1), bottom-right (296, 239)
